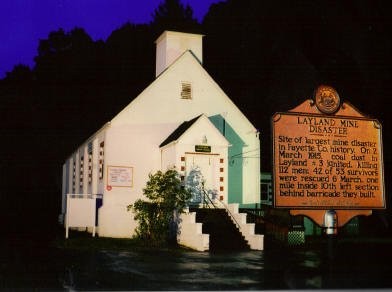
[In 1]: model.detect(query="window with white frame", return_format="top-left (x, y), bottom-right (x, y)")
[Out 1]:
top-left (260, 181), bottom-right (272, 205)
top-left (260, 183), bottom-right (269, 201)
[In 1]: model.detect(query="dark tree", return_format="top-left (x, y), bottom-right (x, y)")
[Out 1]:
top-left (104, 23), bottom-right (155, 105)
top-left (34, 28), bottom-right (99, 83)
top-left (202, 0), bottom-right (392, 172)
top-left (151, 0), bottom-right (201, 35)
top-left (4, 64), bottom-right (33, 82)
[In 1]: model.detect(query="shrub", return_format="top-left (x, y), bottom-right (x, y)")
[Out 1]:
top-left (128, 169), bottom-right (191, 246)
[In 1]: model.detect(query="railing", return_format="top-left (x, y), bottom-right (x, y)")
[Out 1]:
top-left (202, 188), bottom-right (217, 209)
top-left (239, 208), bottom-right (265, 218)
top-left (214, 199), bottom-right (242, 232)
top-left (192, 183), bottom-right (243, 233)
top-left (239, 208), bottom-right (265, 225)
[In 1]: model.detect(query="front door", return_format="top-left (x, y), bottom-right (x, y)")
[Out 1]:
top-left (185, 153), bottom-right (218, 204)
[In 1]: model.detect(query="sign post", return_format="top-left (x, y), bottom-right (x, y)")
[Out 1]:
top-left (272, 85), bottom-right (385, 234)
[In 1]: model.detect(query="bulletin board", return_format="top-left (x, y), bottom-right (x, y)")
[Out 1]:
top-left (107, 165), bottom-right (133, 188)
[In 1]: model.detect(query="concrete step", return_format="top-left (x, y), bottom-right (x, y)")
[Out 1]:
top-left (190, 208), bottom-right (250, 251)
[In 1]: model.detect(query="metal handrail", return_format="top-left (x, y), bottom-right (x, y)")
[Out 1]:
top-left (200, 183), bottom-right (243, 233)
top-left (214, 199), bottom-right (243, 232)
top-left (202, 189), bottom-right (217, 209)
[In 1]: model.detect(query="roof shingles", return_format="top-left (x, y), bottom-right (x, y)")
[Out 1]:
top-left (159, 115), bottom-right (202, 148)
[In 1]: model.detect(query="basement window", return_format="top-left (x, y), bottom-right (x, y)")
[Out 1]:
top-left (180, 82), bottom-right (192, 99)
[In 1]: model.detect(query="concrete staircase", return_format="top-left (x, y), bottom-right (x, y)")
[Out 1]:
top-left (177, 211), bottom-right (209, 251)
top-left (192, 208), bottom-right (250, 251)
top-left (177, 203), bottom-right (264, 251)
top-left (226, 203), bottom-right (264, 250)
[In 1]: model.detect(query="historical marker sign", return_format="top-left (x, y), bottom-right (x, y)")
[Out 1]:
top-left (273, 94), bottom-right (385, 211)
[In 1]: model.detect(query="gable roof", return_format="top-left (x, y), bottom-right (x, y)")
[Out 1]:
top-left (159, 115), bottom-right (202, 147)
top-left (110, 50), bottom-right (256, 133)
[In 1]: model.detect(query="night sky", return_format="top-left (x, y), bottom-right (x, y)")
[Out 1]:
top-left (0, 0), bottom-right (218, 78)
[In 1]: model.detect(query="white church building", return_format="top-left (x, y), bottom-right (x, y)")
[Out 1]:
top-left (61, 31), bottom-right (262, 250)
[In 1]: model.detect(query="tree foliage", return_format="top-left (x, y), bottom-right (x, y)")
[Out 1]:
top-left (151, 0), bottom-right (200, 34)
top-left (128, 169), bottom-right (191, 246)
